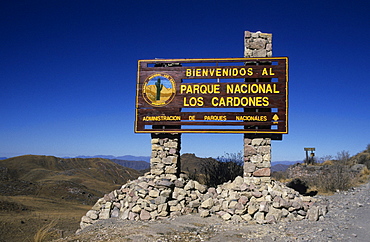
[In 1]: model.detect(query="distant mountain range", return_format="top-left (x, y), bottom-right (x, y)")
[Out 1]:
top-left (271, 161), bottom-right (301, 172)
top-left (69, 155), bottom-right (151, 163)
top-left (66, 155), bottom-right (151, 170)
top-left (0, 154), bottom-right (300, 172)
top-left (271, 160), bottom-right (301, 165)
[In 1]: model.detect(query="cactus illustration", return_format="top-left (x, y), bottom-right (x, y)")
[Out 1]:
top-left (155, 78), bottom-right (163, 100)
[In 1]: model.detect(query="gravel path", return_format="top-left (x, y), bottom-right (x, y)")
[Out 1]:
top-left (55, 182), bottom-right (370, 241)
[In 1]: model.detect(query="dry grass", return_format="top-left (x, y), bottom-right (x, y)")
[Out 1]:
top-left (321, 160), bottom-right (334, 166)
top-left (0, 196), bottom-right (91, 242)
top-left (0, 155), bottom-right (145, 242)
top-left (34, 219), bottom-right (58, 242)
top-left (352, 167), bottom-right (370, 187)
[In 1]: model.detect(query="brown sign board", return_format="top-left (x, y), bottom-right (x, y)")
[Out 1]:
top-left (304, 148), bottom-right (316, 151)
top-left (135, 57), bottom-right (288, 134)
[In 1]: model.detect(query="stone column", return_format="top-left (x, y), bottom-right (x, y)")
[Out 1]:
top-left (243, 30), bottom-right (272, 184)
top-left (149, 133), bottom-right (181, 182)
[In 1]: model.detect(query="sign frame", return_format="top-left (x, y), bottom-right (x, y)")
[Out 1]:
top-left (135, 57), bottom-right (288, 134)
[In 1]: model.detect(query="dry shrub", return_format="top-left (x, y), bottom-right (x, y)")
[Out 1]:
top-left (200, 152), bottom-right (243, 187)
top-left (271, 171), bottom-right (289, 182)
top-left (316, 164), bottom-right (353, 192)
top-left (286, 178), bottom-right (308, 194)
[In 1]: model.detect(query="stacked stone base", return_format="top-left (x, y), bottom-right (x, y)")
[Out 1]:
top-left (80, 174), bottom-right (328, 230)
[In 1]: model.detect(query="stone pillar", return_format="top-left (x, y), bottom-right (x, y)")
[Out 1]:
top-left (243, 30), bottom-right (272, 184)
top-left (150, 133), bottom-right (181, 181)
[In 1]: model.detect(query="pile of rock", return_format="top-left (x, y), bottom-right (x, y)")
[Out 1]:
top-left (79, 174), bottom-right (328, 230)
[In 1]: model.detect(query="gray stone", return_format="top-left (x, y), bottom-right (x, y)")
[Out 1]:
top-left (201, 198), bottom-right (214, 209)
top-left (138, 182), bottom-right (149, 189)
top-left (170, 204), bottom-right (182, 212)
top-left (150, 210), bottom-right (158, 219)
top-left (228, 200), bottom-right (238, 209)
top-left (140, 210), bottom-right (151, 220)
top-left (231, 215), bottom-right (243, 222)
top-left (238, 196), bottom-right (249, 205)
top-left (250, 154), bottom-right (263, 163)
top-left (91, 198), bottom-right (104, 210)
top-left (151, 138), bottom-right (159, 144)
top-left (149, 189), bottom-right (160, 198)
top-left (110, 207), bottom-right (120, 218)
top-left (99, 209), bottom-right (110, 219)
top-left (86, 210), bottom-right (99, 220)
top-left (168, 200), bottom-right (178, 206)
top-left (244, 145), bottom-right (257, 156)
top-left (253, 168), bottom-right (271, 177)
top-left (174, 180), bottom-right (184, 188)
top-left (249, 39), bottom-right (266, 49)
top-left (252, 191), bottom-right (262, 198)
top-left (155, 195), bottom-right (167, 205)
top-left (199, 210), bottom-right (210, 218)
top-left (252, 49), bottom-right (267, 57)
top-left (81, 216), bottom-right (93, 224)
top-left (266, 207), bottom-right (283, 221)
top-left (258, 146), bottom-right (271, 154)
top-left (265, 213), bottom-right (277, 224)
top-left (244, 163), bottom-right (256, 173)
top-left (306, 206), bottom-right (319, 221)
top-left (194, 181), bottom-right (207, 193)
top-left (262, 154), bottom-right (271, 162)
top-left (221, 212), bottom-right (232, 220)
top-left (248, 202), bottom-right (259, 215)
top-left (259, 201), bottom-right (269, 213)
top-left (160, 189), bottom-right (172, 197)
top-left (251, 138), bottom-right (264, 146)
top-left (128, 211), bottom-right (138, 221)
top-left (254, 211), bottom-right (265, 223)
top-left (189, 200), bottom-right (201, 208)
top-left (266, 43), bottom-right (272, 51)
top-left (151, 168), bottom-right (164, 175)
top-left (241, 213), bottom-right (253, 221)
top-left (131, 204), bottom-right (141, 213)
top-left (119, 209), bottom-right (129, 220)
top-left (184, 180), bottom-right (195, 190)
top-left (165, 166), bottom-right (177, 174)
top-left (298, 209), bottom-right (307, 216)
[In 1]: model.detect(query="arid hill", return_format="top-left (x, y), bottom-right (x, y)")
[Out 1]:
top-left (180, 153), bottom-right (217, 174)
top-left (0, 155), bottom-right (142, 203)
top-left (0, 155), bottom-right (143, 241)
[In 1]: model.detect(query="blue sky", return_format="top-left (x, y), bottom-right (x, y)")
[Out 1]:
top-left (1, 0), bottom-right (369, 161)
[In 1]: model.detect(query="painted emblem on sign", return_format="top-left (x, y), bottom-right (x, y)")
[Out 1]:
top-left (142, 73), bottom-right (176, 107)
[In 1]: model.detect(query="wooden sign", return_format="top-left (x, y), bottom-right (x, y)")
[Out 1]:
top-left (304, 148), bottom-right (315, 151)
top-left (135, 57), bottom-right (288, 133)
